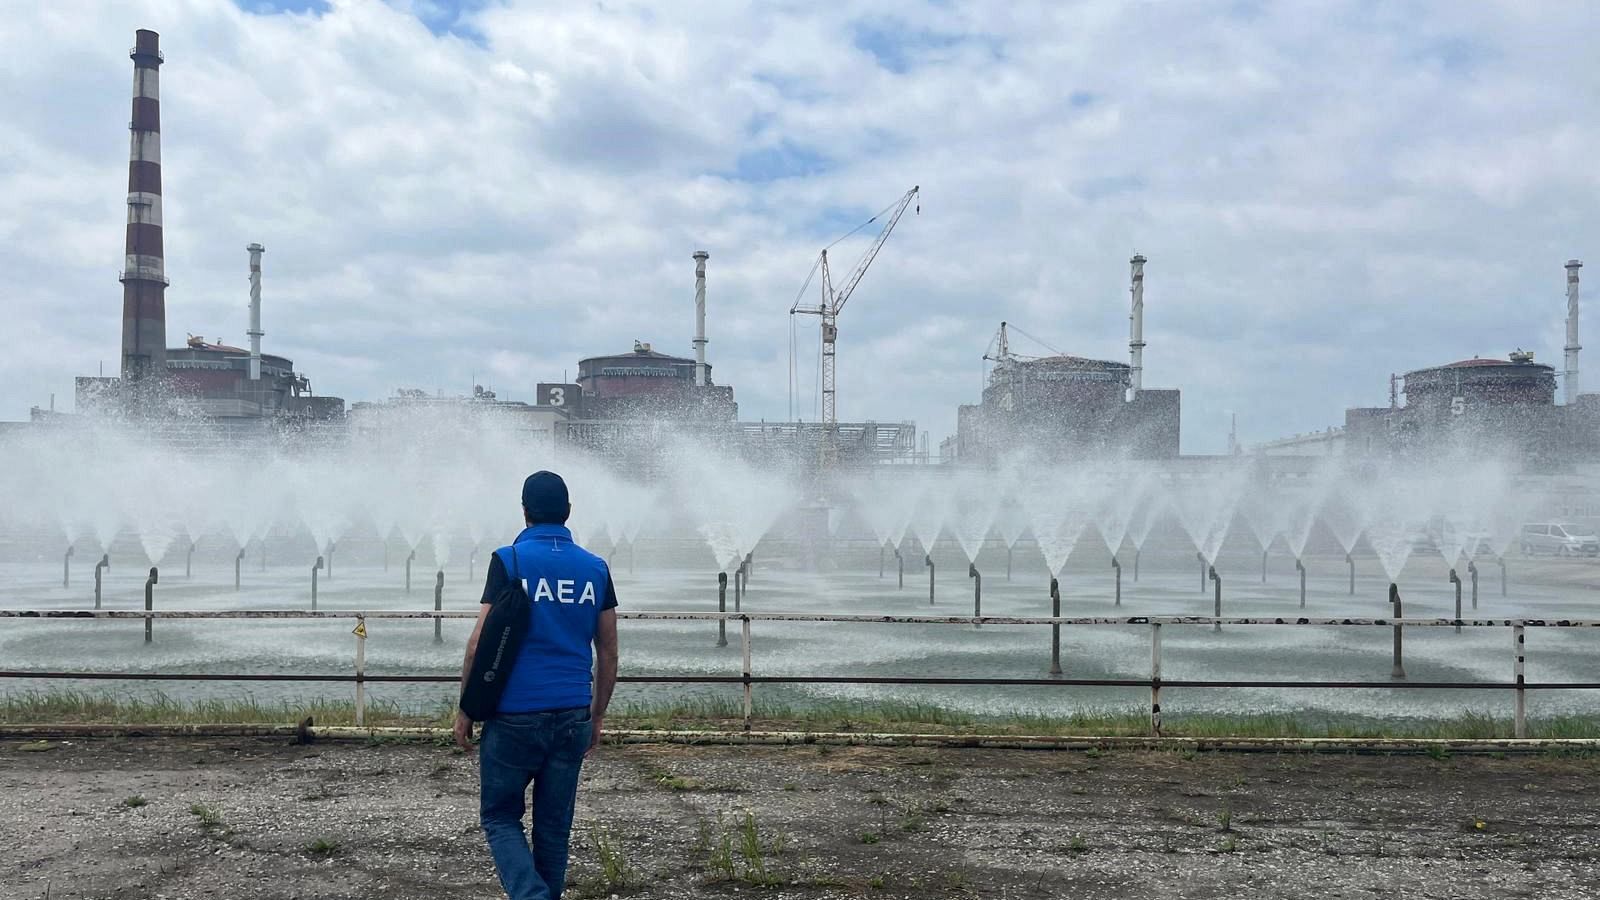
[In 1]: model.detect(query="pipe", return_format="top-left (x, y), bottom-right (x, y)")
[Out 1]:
top-left (969, 563), bottom-right (981, 622)
top-left (1134, 548), bottom-right (1140, 582)
top-left (693, 250), bottom-right (709, 387)
top-left (1049, 577), bottom-right (1062, 676)
top-left (63, 546), bottom-right (74, 589)
top-left (1295, 558), bottom-right (1306, 609)
top-left (1112, 556), bottom-right (1122, 607)
top-left (1565, 259), bottom-right (1582, 404)
top-left (1389, 583), bottom-right (1405, 679)
top-left (119, 30), bottom-right (168, 385)
top-left (734, 565), bottom-right (743, 613)
top-left (247, 243), bottom-right (265, 380)
top-left (143, 567), bottom-right (158, 644)
top-left (926, 554), bottom-right (936, 605)
top-left (1467, 560), bottom-right (1479, 610)
top-left (311, 556), bottom-right (324, 610)
top-left (879, 544), bottom-right (885, 578)
top-left (234, 547), bottom-right (244, 591)
top-left (261, 542), bottom-right (266, 572)
top-left (1347, 552), bottom-right (1355, 595)
top-left (1128, 253), bottom-right (1147, 399)
top-left (1449, 568), bottom-right (1462, 635)
top-left (746, 551), bottom-right (753, 578)
top-left (1498, 555), bottom-right (1507, 597)
top-left (716, 572), bottom-right (728, 648)
top-left (628, 541), bottom-right (635, 575)
top-left (384, 541), bottom-right (389, 573)
top-left (1006, 545), bottom-right (1013, 581)
top-left (405, 549), bottom-right (415, 593)
top-left (94, 555), bottom-right (109, 610)
top-left (185, 541), bottom-right (194, 580)
top-left (325, 542), bottom-right (334, 580)
top-left (1209, 566), bottom-right (1221, 633)
top-left (895, 547), bottom-right (904, 589)
top-left (1261, 549), bottom-right (1267, 584)
top-left (434, 571), bottom-right (445, 644)
top-left (1198, 552), bottom-right (1207, 593)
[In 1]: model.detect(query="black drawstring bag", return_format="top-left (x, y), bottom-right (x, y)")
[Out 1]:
top-left (459, 547), bottom-right (531, 721)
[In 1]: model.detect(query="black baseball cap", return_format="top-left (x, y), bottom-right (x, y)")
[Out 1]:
top-left (521, 471), bottom-right (570, 521)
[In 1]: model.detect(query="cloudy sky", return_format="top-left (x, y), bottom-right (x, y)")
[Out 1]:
top-left (2, 0), bottom-right (1595, 452)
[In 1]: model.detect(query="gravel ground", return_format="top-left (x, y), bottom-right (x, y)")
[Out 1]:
top-left (4, 736), bottom-right (1599, 899)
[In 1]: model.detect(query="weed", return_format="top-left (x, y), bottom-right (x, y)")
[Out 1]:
top-left (868, 875), bottom-right (887, 889)
top-left (1084, 747), bottom-right (1102, 759)
top-left (122, 795), bottom-right (148, 809)
top-left (1426, 744), bottom-right (1451, 761)
top-left (189, 803), bottom-right (223, 828)
top-left (1217, 803), bottom-right (1233, 833)
top-left (1068, 834), bottom-right (1088, 853)
top-left (860, 832), bottom-right (880, 844)
top-left (305, 837), bottom-right (341, 856)
top-left (590, 827), bottom-right (633, 889)
top-left (1217, 836), bottom-right (1238, 853)
top-left (899, 806), bottom-right (926, 833)
top-left (782, 783), bottom-right (797, 792)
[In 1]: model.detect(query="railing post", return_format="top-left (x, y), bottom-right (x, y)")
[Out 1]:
top-left (1467, 560), bottom-right (1479, 610)
top-left (717, 572), bottom-right (728, 648)
top-left (1210, 566), bottom-right (1221, 633)
top-left (1513, 625), bottom-right (1526, 739)
top-left (353, 616), bottom-right (367, 727)
top-left (311, 556), bottom-right (324, 610)
top-left (1389, 583), bottom-right (1405, 679)
top-left (434, 570), bottom-right (445, 644)
top-left (1112, 556), bottom-right (1122, 606)
top-left (969, 563), bottom-right (981, 623)
top-left (926, 554), bottom-right (935, 605)
top-left (1049, 577), bottom-right (1062, 676)
top-left (1198, 552), bottom-right (1207, 593)
top-left (63, 546), bottom-right (74, 589)
top-left (741, 616), bottom-right (753, 732)
top-left (143, 567), bottom-right (158, 644)
top-left (1347, 553), bottom-right (1355, 595)
top-left (94, 555), bottom-right (109, 610)
top-left (1295, 558), bottom-right (1306, 609)
top-left (1150, 623), bottom-right (1163, 737)
top-left (234, 548), bottom-right (244, 591)
top-left (1449, 568), bottom-right (1462, 634)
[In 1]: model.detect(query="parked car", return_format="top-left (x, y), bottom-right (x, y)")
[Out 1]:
top-left (1520, 524), bottom-right (1600, 557)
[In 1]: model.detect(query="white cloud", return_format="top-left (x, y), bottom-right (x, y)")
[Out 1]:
top-left (0, 0), bottom-right (1594, 453)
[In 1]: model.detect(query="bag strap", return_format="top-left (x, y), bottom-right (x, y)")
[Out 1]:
top-left (496, 545), bottom-right (520, 590)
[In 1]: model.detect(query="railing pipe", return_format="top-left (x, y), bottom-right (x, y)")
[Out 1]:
top-left (717, 572), bottom-right (728, 648)
top-left (741, 616), bottom-right (753, 730)
top-left (143, 567), bottom-right (158, 644)
top-left (434, 570), bottom-right (445, 643)
top-left (1390, 583), bottom-right (1405, 679)
top-left (1467, 560), bottom-right (1479, 611)
top-left (311, 556), bottom-right (324, 610)
top-left (926, 554), bottom-right (936, 605)
top-left (1210, 565), bottom-right (1222, 633)
top-left (1049, 577), bottom-right (1062, 676)
top-left (354, 617), bottom-right (367, 726)
top-left (1112, 555), bottom-right (1122, 606)
top-left (1295, 558), bottom-right (1306, 609)
top-left (1513, 625), bottom-right (1526, 738)
top-left (94, 555), bottom-right (109, 610)
top-left (1449, 568), bottom-right (1462, 635)
top-left (1150, 623), bottom-right (1163, 736)
top-left (63, 546), bottom-right (74, 589)
top-left (968, 563), bottom-right (981, 622)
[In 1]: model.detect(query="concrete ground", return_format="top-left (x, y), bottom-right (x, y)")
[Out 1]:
top-left (4, 736), bottom-right (1599, 900)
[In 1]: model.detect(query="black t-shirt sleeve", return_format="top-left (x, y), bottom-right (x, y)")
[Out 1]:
top-left (480, 552), bottom-right (508, 604)
top-left (603, 570), bottom-right (619, 610)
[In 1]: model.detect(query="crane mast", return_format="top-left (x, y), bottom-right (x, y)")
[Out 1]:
top-left (791, 185), bottom-right (919, 426)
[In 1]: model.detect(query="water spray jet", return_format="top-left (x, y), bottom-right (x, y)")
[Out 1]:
top-left (1346, 553), bottom-right (1355, 595)
top-left (325, 542), bottom-right (335, 580)
top-left (895, 547), bottom-right (904, 589)
top-left (143, 567), bottom-right (158, 644)
top-left (1498, 555), bottom-right (1507, 597)
top-left (94, 554), bottom-right (109, 609)
top-left (1467, 560), bottom-right (1479, 610)
top-left (968, 563), bottom-right (981, 623)
top-left (434, 571), bottom-right (445, 644)
top-left (1449, 568), bottom-right (1463, 634)
top-left (63, 545), bottom-right (73, 589)
top-left (405, 549), bottom-right (416, 593)
top-left (1197, 552), bottom-right (1207, 594)
top-left (926, 554), bottom-right (935, 605)
top-left (1134, 548), bottom-right (1140, 582)
top-left (1389, 583), bottom-right (1405, 679)
top-left (1209, 566), bottom-right (1222, 633)
top-left (1111, 555), bottom-right (1122, 606)
top-left (1295, 558), bottom-right (1306, 608)
top-left (1006, 545), bottom-right (1013, 581)
top-left (1048, 577), bottom-right (1062, 676)
top-left (1261, 549), bottom-right (1267, 584)
top-left (234, 547), bottom-right (244, 591)
top-left (311, 555), bottom-right (324, 610)
top-left (469, 546), bottom-right (477, 584)
top-left (716, 572), bottom-right (728, 648)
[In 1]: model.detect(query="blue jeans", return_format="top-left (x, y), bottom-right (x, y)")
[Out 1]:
top-left (479, 707), bottom-right (593, 900)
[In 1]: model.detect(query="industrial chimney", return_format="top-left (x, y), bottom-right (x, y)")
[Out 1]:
top-left (1128, 254), bottom-right (1147, 400)
top-left (1565, 259), bottom-right (1582, 404)
top-left (119, 29), bottom-right (168, 383)
top-left (692, 250), bottom-right (709, 387)
top-left (247, 243), bottom-right (265, 380)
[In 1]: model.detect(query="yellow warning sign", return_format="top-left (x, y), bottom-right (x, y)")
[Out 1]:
top-left (352, 619), bottom-right (368, 639)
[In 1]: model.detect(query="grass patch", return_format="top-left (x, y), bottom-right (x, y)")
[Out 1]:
top-left (122, 795), bottom-right (148, 808)
top-left (701, 812), bottom-right (787, 886)
top-left (304, 837), bottom-right (341, 856)
top-left (4, 690), bottom-right (1600, 742)
top-left (189, 803), bottom-right (223, 828)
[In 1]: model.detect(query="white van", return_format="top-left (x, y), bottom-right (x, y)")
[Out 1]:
top-left (1520, 524), bottom-right (1600, 557)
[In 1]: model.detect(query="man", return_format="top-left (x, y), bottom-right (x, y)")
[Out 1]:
top-left (455, 470), bottom-right (620, 900)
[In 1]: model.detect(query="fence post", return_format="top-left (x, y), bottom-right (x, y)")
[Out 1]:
top-left (1049, 577), bottom-right (1062, 676)
top-left (1150, 623), bottom-right (1163, 737)
top-left (741, 616), bottom-right (753, 732)
top-left (717, 573), bottom-right (728, 648)
top-left (143, 567), bottom-right (158, 644)
top-left (94, 555), bottom-right (109, 610)
top-left (1513, 625), bottom-right (1526, 739)
top-left (1389, 583), bottom-right (1405, 679)
top-left (434, 570), bottom-right (445, 644)
top-left (354, 616), bottom-right (368, 727)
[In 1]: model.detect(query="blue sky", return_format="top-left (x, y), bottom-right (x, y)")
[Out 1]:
top-left (1, 1), bottom-right (1596, 453)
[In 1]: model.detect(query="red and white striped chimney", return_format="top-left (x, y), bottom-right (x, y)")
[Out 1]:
top-left (119, 29), bottom-right (167, 382)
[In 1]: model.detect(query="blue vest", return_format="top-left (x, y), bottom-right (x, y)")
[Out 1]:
top-left (495, 525), bottom-right (610, 714)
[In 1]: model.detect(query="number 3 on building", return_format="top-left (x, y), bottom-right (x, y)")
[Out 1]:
top-left (548, 386), bottom-right (566, 407)
top-left (1450, 396), bottom-right (1465, 416)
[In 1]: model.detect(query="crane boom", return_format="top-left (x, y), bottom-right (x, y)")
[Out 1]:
top-left (789, 185), bottom-right (919, 426)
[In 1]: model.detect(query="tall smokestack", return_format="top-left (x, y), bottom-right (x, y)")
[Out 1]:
top-left (1128, 254), bottom-right (1147, 400)
top-left (693, 250), bottom-right (709, 387)
top-left (119, 29), bottom-right (167, 383)
top-left (1565, 259), bottom-right (1582, 404)
top-left (247, 243), bottom-right (265, 380)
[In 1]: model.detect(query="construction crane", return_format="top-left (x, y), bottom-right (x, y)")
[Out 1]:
top-left (790, 185), bottom-right (919, 426)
